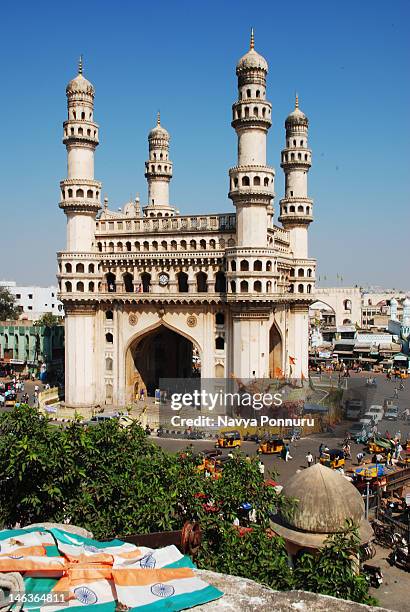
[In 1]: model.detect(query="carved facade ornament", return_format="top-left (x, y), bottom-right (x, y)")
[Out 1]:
top-left (128, 313), bottom-right (138, 326)
top-left (187, 315), bottom-right (197, 328)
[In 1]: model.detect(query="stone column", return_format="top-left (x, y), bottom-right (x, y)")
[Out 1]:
top-left (64, 304), bottom-right (96, 407)
top-left (231, 308), bottom-right (270, 378)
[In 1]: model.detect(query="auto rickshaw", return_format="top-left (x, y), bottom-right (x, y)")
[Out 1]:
top-left (215, 430), bottom-right (241, 449)
top-left (258, 437), bottom-right (284, 455)
top-left (319, 449), bottom-right (345, 469)
top-left (197, 452), bottom-right (227, 479)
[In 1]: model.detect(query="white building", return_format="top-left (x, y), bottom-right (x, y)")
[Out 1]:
top-left (57, 34), bottom-right (317, 408)
top-left (0, 281), bottom-right (64, 321)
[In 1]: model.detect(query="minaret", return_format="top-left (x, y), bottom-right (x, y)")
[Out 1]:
top-left (279, 94), bottom-right (313, 258)
top-left (143, 112), bottom-right (175, 217)
top-left (228, 30), bottom-right (275, 247)
top-left (60, 57), bottom-right (101, 251)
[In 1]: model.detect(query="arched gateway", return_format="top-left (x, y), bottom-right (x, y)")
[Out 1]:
top-left (125, 324), bottom-right (201, 401)
top-left (58, 36), bottom-right (316, 409)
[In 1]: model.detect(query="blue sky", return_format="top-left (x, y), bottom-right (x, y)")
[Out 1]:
top-left (0, 0), bottom-right (408, 289)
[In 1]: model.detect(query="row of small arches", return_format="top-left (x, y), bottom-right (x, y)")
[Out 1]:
top-left (289, 268), bottom-right (313, 278)
top-left (70, 110), bottom-right (92, 120)
top-left (104, 271), bottom-right (227, 294)
top-left (147, 163), bottom-right (170, 173)
top-left (96, 238), bottom-right (235, 253)
top-left (239, 89), bottom-right (264, 99)
top-left (232, 176), bottom-right (271, 188)
top-left (282, 205), bottom-right (311, 215)
top-left (230, 280), bottom-right (271, 293)
top-left (62, 188), bottom-right (99, 200)
top-left (230, 260), bottom-right (272, 272)
top-left (65, 263), bottom-right (94, 273)
top-left (235, 106), bottom-right (269, 120)
top-left (150, 151), bottom-right (168, 160)
top-left (287, 139), bottom-right (306, 147)
top-left (65, 281), bottom-right (95, 293)
top-left (289, 284), bottom-right (313, 293)
top-left (282, 152), bottom-right (309, 162)
top-left (64, 126), bottom-right (97, 138)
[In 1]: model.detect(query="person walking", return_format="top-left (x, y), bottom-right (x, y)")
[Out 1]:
top-left (258, 460), bottom-right (265, 476)
top-left (356, 451), bottom-right (365, 465)
top-left (306, 452), bottom-right (314, 467)
top-left (393, 388), bottom-right (399, 399)
top-left (285, 444), bottom-right (292, 462)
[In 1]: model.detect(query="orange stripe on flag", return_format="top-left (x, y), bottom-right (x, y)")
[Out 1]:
top-left (112, 568), bottom-right (194, 587)
top-left (0, 546), bottom-right (46, 557)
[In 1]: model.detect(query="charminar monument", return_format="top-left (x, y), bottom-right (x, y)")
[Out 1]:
top-left (57, 31), bottom-right (316, 408)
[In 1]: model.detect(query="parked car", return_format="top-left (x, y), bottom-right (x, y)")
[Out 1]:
top-left (385, 406), bottom-right (399, 421)
top-left (365, 405), bottom-right (384, 424)
top-left (360, 414), bottom-right (375, 428)
top-left (347, 422), bottom-right (371, 441)
top-left (383, 399), bottom-right (398, 411)
top-left (87, 414), bottom-right (116, 425)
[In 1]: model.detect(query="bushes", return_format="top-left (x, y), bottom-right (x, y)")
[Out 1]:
top-left (0, 405), bottom-right (376, 605)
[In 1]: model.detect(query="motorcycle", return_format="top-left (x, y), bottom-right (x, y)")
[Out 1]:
top-left (362, 564), bottom-right (383, 588)
top-left (389, 533), bottom-right (410, 571)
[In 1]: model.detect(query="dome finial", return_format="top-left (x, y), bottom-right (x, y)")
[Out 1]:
top-left (295, 92), bottom-right (299, 109)
top-left (157, 110), bottom-right (161, 126)
top-left (78, 55), bottom-right (83, 75)
top-left (250, 28), bottom-right (255, 50)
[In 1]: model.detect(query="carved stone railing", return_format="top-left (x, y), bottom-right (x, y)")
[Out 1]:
top-left (95, 213), bottom-right (236, 235)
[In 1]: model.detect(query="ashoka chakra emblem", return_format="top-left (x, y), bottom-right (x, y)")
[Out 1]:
top-left (128, 313), bottom-right (138, 326)
top-left (150, 583), bottom-right (175, 598)
top-left (139, 553), bottom-right (156, 568)
top-left (74, 586), bottom-right (98, 605)
top-left (83, 544), bottom-right (99, 553)
top-left (187, 315), bottom-right (197, 328)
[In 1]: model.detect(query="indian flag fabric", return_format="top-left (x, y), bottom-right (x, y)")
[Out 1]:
top-left (0, 527), bottom-right (222, 611)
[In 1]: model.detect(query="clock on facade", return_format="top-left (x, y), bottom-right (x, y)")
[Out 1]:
top-left (159, 273), bottom-right (169, 286)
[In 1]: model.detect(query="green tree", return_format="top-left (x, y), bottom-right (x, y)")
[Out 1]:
top-left (35, 312), bottom-right (61, 328)
top-left (293, 521), bottom-right (377, 606)
top-left (0, 286), bottom-right (20, 320)
top-left (0, 406), bottom-right (375, 606)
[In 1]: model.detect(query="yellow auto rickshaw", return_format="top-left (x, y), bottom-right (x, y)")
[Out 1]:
top-left (215, 430), bottom-right (241, 449)
top-left (319, 449), bottom-right (345, 469)
top-left (258, 437), bottom-right (284, 455)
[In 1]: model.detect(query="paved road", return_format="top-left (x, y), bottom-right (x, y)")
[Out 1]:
top-left (151, 372), bottom-right (410, 485)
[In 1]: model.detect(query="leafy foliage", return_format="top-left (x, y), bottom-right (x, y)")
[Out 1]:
top-left (293, 522), bottom-right (378, 606)
top-left (0, 406), bottom-right (375, 605)
top-left (34, 313), bottom-right (61, 328)
top-left (0, 286), bottom-right (20, 321)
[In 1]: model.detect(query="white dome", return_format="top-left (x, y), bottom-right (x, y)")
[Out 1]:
top-left (286, 96), bottom-right (308, 126)
top-left (403, 297), bottom-right (410, 306)
top-left (236, 48), bottom-right (268, 74)
top-left (66, 58), bottom-right (94, 96)
top-left (66, 74), bottom-right (94, 96)
top-left (149, 112), bottom-right (170, 140)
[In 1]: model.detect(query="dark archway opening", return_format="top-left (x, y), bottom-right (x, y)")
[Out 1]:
top-left (126, 326), bottom-right (200, 398)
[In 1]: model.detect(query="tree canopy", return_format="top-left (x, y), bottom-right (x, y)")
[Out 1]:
top-left (0, 405), bottom-right (376, 606)
top-left (34, 312), bottom-right (61, 327)
top-left (0, 286), bottom-right (20, 321)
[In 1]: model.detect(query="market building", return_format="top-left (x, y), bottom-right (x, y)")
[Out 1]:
top-left (0, 320), bottom-right (64, 379)
top-left (57, 34), bottom-right (317, 408)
